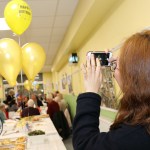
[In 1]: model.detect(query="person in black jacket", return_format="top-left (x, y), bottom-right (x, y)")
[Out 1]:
top-left (21, 99), bottom-right (40, 118)
top-left (4, 89), bottom-right (15, 107)
top-left (73, 30), bottom-right (150, 150)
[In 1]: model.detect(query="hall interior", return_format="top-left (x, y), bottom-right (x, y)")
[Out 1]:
top-left (0, 1), bottom-right (150, 149)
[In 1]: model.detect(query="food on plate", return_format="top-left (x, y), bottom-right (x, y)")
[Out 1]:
top-left (1, 139), bottom-right (11, 145)
top-left (15, 143), bottom-right (25, 150)
top-left (32, 117), bottom-right (40, 121)
top-left (39, 114), bottom-right (49, 118)
top-left (28, 130), bottom-right (45, 136)
top-left (0, 137), bottom-right (26, 150)
top-left (0, 141), bottom-right (2, 146)
top-left (16, 137), bottom-right (26, 143)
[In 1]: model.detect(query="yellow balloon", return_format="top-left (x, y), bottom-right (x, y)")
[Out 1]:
top-left (24, 80), bottom-right (32, 91)
top-left (4, 0), bottom-right (32, 35)
top-left (0, 38), bottom-right (22, 86)
top-left (22, 43), bottom-right (46, 81)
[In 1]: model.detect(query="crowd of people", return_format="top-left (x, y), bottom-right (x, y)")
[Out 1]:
top-left (0, 89), bottom-right (72, 139)
top-left (0, 90), bottom-right (72, 132)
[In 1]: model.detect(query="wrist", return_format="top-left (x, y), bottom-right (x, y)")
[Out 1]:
top-left (85, 90), bottom-right (98, 94)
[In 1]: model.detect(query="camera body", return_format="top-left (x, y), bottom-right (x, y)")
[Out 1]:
top-left (87, 51), bottom-right (112, 66)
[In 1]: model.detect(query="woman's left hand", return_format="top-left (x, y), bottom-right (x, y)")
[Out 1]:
top-left (82, 54), bottom-right (102, 94)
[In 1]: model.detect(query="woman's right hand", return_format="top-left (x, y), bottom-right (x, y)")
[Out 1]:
top-left (82, 54), bottom-right (102, 94)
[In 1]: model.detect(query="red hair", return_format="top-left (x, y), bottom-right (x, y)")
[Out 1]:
top-left (110, 30), bottom-right (150, 134)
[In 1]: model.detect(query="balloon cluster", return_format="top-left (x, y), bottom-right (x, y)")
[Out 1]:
top-left (0, 39), bottom-right (46, 86)
top-left (0, 0), bottom-right (46, 87)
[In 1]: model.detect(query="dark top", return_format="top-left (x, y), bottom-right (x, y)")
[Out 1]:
top-left (37, 99), bottom-right (43, 107)
top-left (21, 107), bottom-right (40, 118)
top-left (73, 92), bottom-right (150, 150)
top-left (52, 111), bottom-right (70, 139)
top-left (4, 95), bottom-right (15, 107)
top-left (47, 101), bottom-right (60, 119)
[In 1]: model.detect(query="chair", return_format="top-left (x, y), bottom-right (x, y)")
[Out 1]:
top-left (52, 111), bottom-right (70, 139)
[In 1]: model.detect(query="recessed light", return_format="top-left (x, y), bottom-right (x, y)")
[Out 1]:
top-left (0, 18), bottom-right (10, 30)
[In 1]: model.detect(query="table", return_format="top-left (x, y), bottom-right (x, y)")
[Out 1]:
top-left (0, 116), bottom-right (67, 150)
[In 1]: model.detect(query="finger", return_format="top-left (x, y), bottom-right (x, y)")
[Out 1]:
top-left (81, 63), bottom-right (87, 79)
top-left (86, 55), bottom-right (92, 75)
top-left (91, 54), bottom-right (96, 66)
top-left (96, 57), bottom-right (100, 67)
top-left (104, 49), bottom-right (109, 53)
top-left (96, 58), bottom-right (101, 79)
top-left (86, 55), bottom-right (91, 68)
top-left (108, 57), bottom-right (118, 63)
top-left (91, 54), bottom-right (96, 72)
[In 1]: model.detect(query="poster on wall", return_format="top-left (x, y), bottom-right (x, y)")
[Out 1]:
top-left (52, 82), bottom-right (54, 90)
top-left (55, 83), bottom-right (58, 91)
top-left (99, 67), bottom-right (117, 109)
top-left (61, 73), bottom-right (67, 90)
top-left (61, 79), bottom-right (66, 90)
top-left (44, 80), bottom-right (52, 94)
top-left (67, 75), bottom-right (73, 93)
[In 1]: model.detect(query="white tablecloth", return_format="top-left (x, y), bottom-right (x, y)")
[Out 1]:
top-left (1, 117), bottom-right (67, 150)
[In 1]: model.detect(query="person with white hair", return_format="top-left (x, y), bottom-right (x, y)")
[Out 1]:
top-left (21, 99), bottom-right (40, 118)
top-left (46, 93), bottom-right (60, 119)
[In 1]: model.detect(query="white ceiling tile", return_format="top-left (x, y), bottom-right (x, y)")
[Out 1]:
top-left (0, 2), bottom-right (8, 17)
top-left (0, 30), bottom-right (14, 38)
top-left (25, 36), bottom-right (50, 44)
top-left (26, 0), bottom-right (58, 17)
top-left (25, 28), bottom-right (51, 37)
top-left (45, 43), bottom-right (60, 63)
top-left (52, 27), bottom-right (66, 36)
top-left (30, 16), bottom-right (54, 28)
top-left (54, 16), bottom-right (72, 27)
top-left (41, 43), bottom-right (49, 52)
top-left (50, 35), bottom-right (63, 43)
top-left (45, 52), bottom-right (57, 65)
top-left (49, 43), bottom-right (60, 51)
top-left (57, 0), bottom-right (79, 16)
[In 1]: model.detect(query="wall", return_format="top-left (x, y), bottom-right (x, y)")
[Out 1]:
top-left (43, 72), bottom-right (52, 94)
top-left (64, 94), bottom-right (117, 121)
top-left (52, 0), bottom-right (150, 120)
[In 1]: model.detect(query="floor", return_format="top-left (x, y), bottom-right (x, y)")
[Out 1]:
top-left (63, 134), bottom-right (73, 150)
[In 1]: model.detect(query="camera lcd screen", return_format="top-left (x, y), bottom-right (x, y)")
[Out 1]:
top-left (93, 53), bottom-right (110, 66)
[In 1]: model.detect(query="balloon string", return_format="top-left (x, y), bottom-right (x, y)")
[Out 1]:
top-left (18, 36), bottom-right (23, 84)
top-left (18, 35), bottom-right (21, 46)
top-left (18, 36), bottom-right (31, 107)
top-left (18, 35), bottom-right (24, 110)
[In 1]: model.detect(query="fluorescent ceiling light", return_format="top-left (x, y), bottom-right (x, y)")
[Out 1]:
top-left (0, 18), bottom-right (10, 30)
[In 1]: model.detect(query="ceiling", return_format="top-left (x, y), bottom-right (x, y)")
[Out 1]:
top-left (0, 0), bottom-right (121, 73)
top-left (0, 0), bottom-right (79, 72)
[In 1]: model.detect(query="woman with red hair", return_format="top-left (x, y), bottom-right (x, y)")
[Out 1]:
top-left (73, 30), bottom-right (150, 150)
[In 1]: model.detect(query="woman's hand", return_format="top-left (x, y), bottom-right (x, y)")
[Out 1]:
top-left (82, 54), bottom-right (102, 93)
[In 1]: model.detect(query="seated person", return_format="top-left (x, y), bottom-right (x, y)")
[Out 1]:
top-left (0, 104), bottom-right (7, 123)
top-left (4, 89), bottom-right (15, 107)
top-left (20, 96), bottom-right (29, 110)
top-left (21, 99), bottom-right (40, 118)
top-left (54, 94), bottom-right (67, 112)
top-left (8, 100), bottom-right (18, 112)
top-left (46, 94), bottom-right (60, 119)
top-left (31, 94), bottom-right (43, 107)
